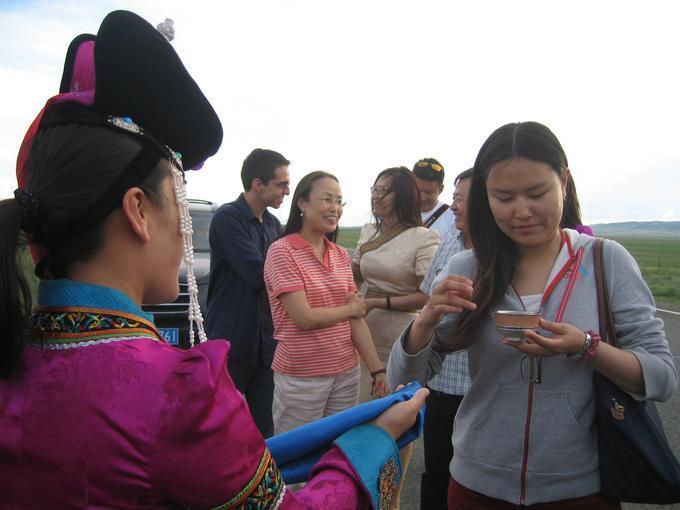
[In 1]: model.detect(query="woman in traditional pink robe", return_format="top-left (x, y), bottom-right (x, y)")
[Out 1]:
top-left (0, 10), bottom-right (426, 510)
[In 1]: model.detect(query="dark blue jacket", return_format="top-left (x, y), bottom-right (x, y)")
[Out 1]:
top-left (205, 194), bottom-right (281, 367)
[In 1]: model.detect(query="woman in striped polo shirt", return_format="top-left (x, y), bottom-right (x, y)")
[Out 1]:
top-left (264, 171), bottom-right (389, 435)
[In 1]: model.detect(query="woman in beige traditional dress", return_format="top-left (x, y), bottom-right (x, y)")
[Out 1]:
top-left (352, 166), bottom-right (440, 365)
top-left (352, 166), bottom-right (439, 509)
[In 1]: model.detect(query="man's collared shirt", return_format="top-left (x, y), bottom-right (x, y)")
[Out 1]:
top-left (205, 193), bottom-right (282, 367)
top-left (420, 223), bottom-right (471, 396)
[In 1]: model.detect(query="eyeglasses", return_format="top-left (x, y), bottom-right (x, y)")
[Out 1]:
top-left (416, 161), bottom-right (443, 172)
top-left (370, 186), bottom-right (394, 198)
top-left (273, 180), bottom-right (290, 190)
top-left (315, 196), bottom-right (346, 207)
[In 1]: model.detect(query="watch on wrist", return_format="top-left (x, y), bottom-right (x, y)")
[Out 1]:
top-left (567, 330), bottom-right (601, 364)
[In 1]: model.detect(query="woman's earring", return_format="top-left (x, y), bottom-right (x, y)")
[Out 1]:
top-left (300, 210), bottom-right (305, 217)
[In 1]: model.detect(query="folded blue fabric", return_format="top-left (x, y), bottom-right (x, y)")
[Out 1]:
top-left (266, 382), bottom-right (425, 483)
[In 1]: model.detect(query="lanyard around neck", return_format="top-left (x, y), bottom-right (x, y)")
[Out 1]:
top-left (514, 231), bottom-right (584, 322)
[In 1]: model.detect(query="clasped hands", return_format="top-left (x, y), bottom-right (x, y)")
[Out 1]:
top-left (346, 293), bottom-right (392, 317)
top-left (371, 372), bottom-right (389, 397)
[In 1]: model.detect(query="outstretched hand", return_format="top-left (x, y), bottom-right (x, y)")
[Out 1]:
top-left (417, 275), bottom-right (476, 329)
top-left (371, 386), bottom-right (429, 440)
top-left (502, 318), bottom-right (585, 357)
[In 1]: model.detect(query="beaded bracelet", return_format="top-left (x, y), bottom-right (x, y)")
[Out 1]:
top-left (567, 330), bottom-right (601, 364)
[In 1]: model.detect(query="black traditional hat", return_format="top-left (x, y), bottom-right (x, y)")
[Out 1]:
top-left (17, 10), bottom-right (223, 185)
top-left (16, 10), bottom-right (223, 273)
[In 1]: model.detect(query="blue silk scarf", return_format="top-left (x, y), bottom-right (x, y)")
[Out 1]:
top-left (266, 382), bottom-right (425, 483)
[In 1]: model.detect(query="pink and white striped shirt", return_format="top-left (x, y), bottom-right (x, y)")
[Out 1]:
top-left (264, 233), bottom-right (358, 377)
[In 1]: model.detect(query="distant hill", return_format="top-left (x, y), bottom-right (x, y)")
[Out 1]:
top-left (591, 221), bottom-right (680, 238)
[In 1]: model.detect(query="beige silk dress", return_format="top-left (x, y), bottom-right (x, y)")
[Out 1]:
top-left (352, 224), bottom-right (438, 510)
top-left (352, 223), bottom-right (440, 363)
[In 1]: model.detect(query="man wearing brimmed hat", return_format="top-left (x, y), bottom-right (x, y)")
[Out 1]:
top-left (412, 157), bottom-right (456, 237)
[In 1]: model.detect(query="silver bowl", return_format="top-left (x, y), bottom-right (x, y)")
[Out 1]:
top-left (495, 325), bottom-right (537, 341)
top-left (493, 311), bottom-right (541, 342)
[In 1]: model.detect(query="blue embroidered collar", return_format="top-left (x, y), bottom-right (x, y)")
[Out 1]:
top-left (37, 279), bottom-right (154, 323)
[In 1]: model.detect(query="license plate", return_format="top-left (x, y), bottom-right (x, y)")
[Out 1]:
top-left (159, 328), bottom-right (179, 345)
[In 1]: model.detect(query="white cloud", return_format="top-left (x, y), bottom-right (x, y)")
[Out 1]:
top-left (1, 0), bottom-right (679, 225)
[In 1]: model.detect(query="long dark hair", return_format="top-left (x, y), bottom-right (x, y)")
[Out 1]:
top-left (372, 167), bottom-right (423, 231)
top-left (561, 174), bottom-right (584, 229)
top-left (0, 124), bottom-right (168, 378)
top-left (283, 171), bottom-right (340, 243)
top-left (441, 121), bottom-right (569, 351)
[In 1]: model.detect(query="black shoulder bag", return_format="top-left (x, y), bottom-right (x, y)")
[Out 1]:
top-left (593, 237), bottom-right (680, 503)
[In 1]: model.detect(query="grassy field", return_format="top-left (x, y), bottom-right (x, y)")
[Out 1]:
top-left (336, 226), bottom-right (362, 250)
top-left (18, 230), bottom-right (679, 308)
top-left (338, 227), bottom-right (680, 307)
top-left (608, 237), bottom-right (680, 307)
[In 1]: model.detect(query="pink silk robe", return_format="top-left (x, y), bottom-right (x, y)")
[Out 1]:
top-left (0, 337), bottom-right (376, 508)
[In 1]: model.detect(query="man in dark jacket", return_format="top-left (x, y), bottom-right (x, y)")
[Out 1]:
top-left (205, 148), bottom-right (290, 438)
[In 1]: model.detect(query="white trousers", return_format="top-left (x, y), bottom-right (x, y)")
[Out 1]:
top-left (273, 364), bottom-right (360, 435)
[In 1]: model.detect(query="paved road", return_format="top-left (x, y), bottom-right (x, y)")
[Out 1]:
top-left (396, 308), bottom-right (680, 510)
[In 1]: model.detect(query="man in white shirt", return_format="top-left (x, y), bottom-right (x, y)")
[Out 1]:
top-left (412, 157), bottom-right (455, 236)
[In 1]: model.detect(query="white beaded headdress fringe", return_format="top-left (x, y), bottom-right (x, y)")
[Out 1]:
top-left (171, 160), bottom-right (207, 346)
top-left (158, 19), bottom-right (206, 346)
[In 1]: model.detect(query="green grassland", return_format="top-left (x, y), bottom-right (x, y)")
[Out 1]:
top-left (608, 237), bottom-right (680, 307)
top-left (336, 226), bottom-right (362, 250)
top-left (338, 227), bottom-right (680, 307)
top-left (19, 230), bottom-right (679, 308)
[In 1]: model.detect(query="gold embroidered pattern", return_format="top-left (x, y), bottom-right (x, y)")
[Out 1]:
top-left (213, 449), bottom-right (285, 510)
top-left (30, 306), bottom-right (162, 346)
top-left (378, 456), bottom-right (399, 510)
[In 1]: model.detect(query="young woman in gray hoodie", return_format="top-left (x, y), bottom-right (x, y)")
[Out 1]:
top-left (388, 121), bottom-right (677, 508)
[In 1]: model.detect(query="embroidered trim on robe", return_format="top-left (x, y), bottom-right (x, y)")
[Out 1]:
top-left (213, 448), bottom-right (286, 510)
top-left (29, 305), bottom-right (163, 346)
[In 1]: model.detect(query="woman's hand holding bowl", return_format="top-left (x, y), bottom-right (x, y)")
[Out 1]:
top-left (502, 318), bottom-right (586, 357)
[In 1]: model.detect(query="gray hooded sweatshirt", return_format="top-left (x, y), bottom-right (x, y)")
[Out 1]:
top-left (388, 230), bottom-right (677, 505)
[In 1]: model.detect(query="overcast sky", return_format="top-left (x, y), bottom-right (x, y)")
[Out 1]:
top-left (1, 0), bottom-right (678, 226)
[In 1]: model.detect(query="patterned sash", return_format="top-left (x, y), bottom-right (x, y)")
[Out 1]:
top-left (358, 223), bottom-right (409, 257)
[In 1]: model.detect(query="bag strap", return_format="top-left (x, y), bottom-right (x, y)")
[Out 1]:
top-left (593, 238), bottom-right (619, 348)
top-left (424, 204), bottom-right (450, 228)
